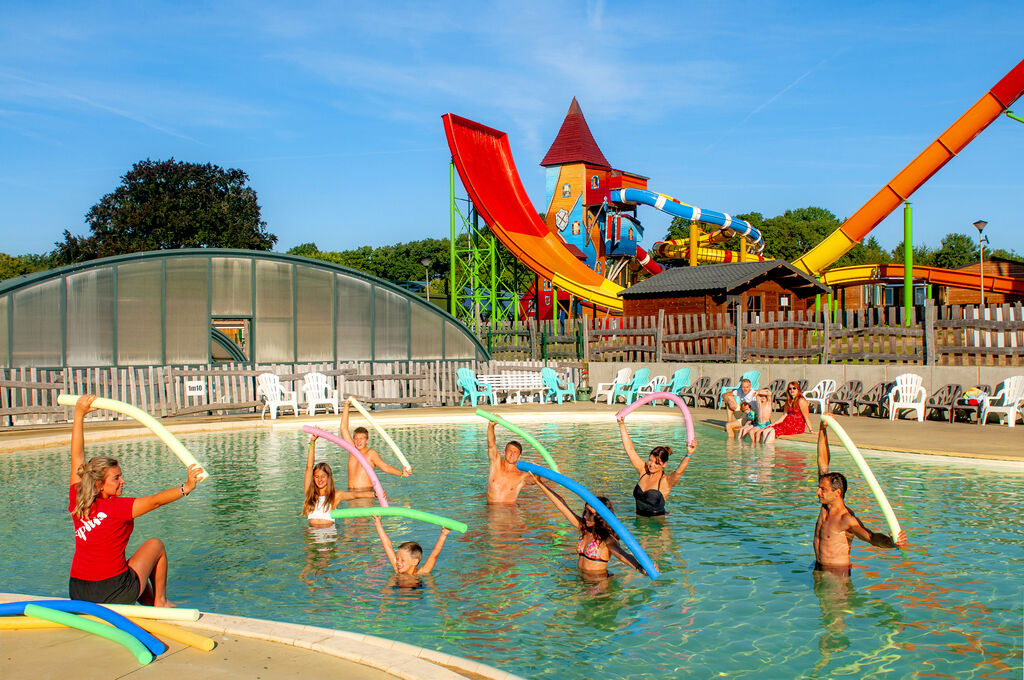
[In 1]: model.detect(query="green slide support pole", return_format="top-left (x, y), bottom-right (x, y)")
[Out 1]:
top-left (1006, 110), bottom-right (1024, 124)
top-left (903, 201), bottom-right (913, 327)
top-left (449, 161), bottom-right (457, 317)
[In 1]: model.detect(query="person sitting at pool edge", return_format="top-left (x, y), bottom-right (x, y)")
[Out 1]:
top-left (68, 394), bottom-right (201, 607)
top-left (303, 432), bottom-right (376, 527)
top-left (736, 401), bottom-right (759, 441)
top-left (814, 426), bottom-right (907, 572)
top-left (341, 400), bottom-right (411, 491)
top-left (617, 416), bottom-right (697, 516)
top-left (371, 515), bottom-right (450, 581)
top-left (485, 421), bottom-right (530, 504)
top-left (528, 474), bottom-right (646, 577)
top-left (724, 378), bottom-right (759, 437)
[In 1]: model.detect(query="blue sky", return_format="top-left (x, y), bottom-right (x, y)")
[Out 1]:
top-left (1, 1), bottom-right (1021, 259)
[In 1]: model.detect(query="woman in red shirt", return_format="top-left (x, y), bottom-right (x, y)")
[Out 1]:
top-left (68, 395), bottom-right (201, 606)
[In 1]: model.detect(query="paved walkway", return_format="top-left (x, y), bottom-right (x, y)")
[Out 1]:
top-left (1, 400), bottom-right (1020, 461)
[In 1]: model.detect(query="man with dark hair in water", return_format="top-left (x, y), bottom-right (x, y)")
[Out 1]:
top-left (814, 426), bottom-right (906, 572)
top-left (485, 421), bottom-right (529, 504)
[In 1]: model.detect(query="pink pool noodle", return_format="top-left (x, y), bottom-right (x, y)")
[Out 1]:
top-left (616, 392), bottom-right (696, 445)
top-left (302, 425), bottom-right (388, 507)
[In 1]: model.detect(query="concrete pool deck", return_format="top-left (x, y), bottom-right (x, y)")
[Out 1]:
top-left (0, 594), bottom-right (523, 680)
top-left (1, 400), bottom-right (1021, 462)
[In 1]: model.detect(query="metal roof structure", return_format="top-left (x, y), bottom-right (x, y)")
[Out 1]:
top-left (618, 260), bottom-right (830, 298)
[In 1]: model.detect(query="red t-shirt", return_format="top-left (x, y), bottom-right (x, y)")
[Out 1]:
top-left (68, 484), bottom-right (135, 581)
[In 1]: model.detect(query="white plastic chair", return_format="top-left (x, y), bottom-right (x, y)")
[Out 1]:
top-left (636, 375), bottom-right (669, 402)
top-left (592, 367), bottom-right (632, 405)
top-left (303, 371), bottom-right (340, 416)
top-left (980, 375), bottom-right (1024, 427)
top-left (256, 373), bottom-right (300, 420)
top-left (887, 373), bottom-right (927, 422)
top-left (805, 379), bottom-right (838, 413)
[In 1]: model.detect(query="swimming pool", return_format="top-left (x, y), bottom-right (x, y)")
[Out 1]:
top-left (2, 418), bottom-right (1022, 678)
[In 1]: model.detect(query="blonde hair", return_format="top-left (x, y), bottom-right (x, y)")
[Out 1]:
top-left (73, 456), bottom-right (120, 520)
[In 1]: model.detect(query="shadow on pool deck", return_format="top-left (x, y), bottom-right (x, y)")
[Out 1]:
top-left (1, 400), bottom-right (1019, 462)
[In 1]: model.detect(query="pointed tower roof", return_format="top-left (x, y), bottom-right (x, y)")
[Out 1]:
top-left (540, 98), bottom-right (611, 169)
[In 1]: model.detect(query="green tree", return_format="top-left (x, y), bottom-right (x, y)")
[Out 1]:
top-left (891, 240), bottom-right (936, 266)
top-left (934, 232), bottom-right (979, 269)
top-left (0, 252), bottom-right (53, 282)
top-left (756, 207), bottom-right (842, 262)
top-left (52, 158), bottom-right (276, 265)
top-left (836, 236), bottom-right (891, 267)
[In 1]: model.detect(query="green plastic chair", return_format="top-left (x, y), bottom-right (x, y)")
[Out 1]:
top-left (457, 368), bottom-right (495, 406)
top-left (541, 367), bottom-right (576, 404)
top-left (612, 367), bottom-right (650, 405)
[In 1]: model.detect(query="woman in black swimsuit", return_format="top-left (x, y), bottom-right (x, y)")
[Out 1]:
top-left (617, 417), bottom-right (696, 517)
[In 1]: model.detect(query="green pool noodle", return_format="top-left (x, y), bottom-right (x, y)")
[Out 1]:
top-left (475, 409), bottom-right (560, 472)
top-left (24, 604), bottom-right (153, 665)
top-left (330, 506), bottom-right (468, 533)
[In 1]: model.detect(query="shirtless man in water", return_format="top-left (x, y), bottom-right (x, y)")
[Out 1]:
top-left (814, 426), bottom-right (906, 571)
top-left (486, 421), bottom-right (529, 504)
top-left (341, 401), bottom-right (411, 491)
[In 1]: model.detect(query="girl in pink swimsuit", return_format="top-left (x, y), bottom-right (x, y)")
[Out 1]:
top-left (528, 475), bottom-right (644, 576)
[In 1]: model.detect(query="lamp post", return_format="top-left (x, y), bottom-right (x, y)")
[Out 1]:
top-left (973, 220), bottom-right (988, 307)
top-left (420, 257), bottom-right (432, 302)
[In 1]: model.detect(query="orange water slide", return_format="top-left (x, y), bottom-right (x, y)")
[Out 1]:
top-left (821, 264), bottom-right (1024, 295)
top-left (443, 113), bottom-right (624, 311)
top-left (793, 60), bottom-right (1024, 276)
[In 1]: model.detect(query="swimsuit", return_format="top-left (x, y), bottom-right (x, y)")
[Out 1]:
top-left (307, 495), bottom-right (334, 522)
top-left (771, 404), bottom-right (807, 437)
top-left (633, 471), bottom-right (667, 517)
top-left (577, 537), bottom-right (608, 563)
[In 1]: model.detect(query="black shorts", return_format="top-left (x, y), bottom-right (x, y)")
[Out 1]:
top-left (69, 568), bottom-right (140, 604)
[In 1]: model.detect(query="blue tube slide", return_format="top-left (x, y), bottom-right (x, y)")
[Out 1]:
top-left (611, 188), bottom-right (764, 252)
top-left (0, 599), bottom-right (166, 655)
top-left (517, 460), bottom-right (660, 580)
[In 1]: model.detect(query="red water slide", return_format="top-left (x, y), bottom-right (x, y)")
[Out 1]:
top-left (793, 59), bottom-right (1024, 276)
top-left (443, 114), bottom-right (626, 311)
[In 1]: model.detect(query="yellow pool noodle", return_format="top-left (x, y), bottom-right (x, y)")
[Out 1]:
top-left (57, 394), bottom-right (208, 481)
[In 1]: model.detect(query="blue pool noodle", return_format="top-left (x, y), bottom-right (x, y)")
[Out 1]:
top-left (0, 599), bottom-right (166, 655)
top-left (517, 460), bottom-right (660, 580)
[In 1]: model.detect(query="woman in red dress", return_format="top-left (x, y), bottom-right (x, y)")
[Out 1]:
top-left (764, 381), bottom-right (813, 443)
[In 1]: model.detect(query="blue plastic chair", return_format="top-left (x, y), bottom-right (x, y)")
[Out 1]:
top-left (655, 368), bottom-right (691, 404)
top-left (457, 368), bottom-right (495, 406)
top-left (612, 367), bottom-right (650, 405)
top-left (718, 370), bottom-right (761, 408)
top-left (541, 367), bottom-right (576, 404)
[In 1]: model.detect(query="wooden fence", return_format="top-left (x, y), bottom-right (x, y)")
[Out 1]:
top-left (484, 301), bottom-right (1023, 366)
top-left (0, 358), bottom-right (583, 426)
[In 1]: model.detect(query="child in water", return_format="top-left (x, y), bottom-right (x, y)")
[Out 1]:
top-left (371, 515), bottom-right (451, 583)
top-left (303, 433), bottom-right (375, 527)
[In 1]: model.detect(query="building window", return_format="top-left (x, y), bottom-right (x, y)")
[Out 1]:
top-left (746, 294), bottom-right (762, 323)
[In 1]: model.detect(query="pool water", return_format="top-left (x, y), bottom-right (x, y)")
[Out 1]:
top-left (1, 419), bottom-right (1022, 679)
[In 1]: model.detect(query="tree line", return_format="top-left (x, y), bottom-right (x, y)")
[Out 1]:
top-left (1, 160), bottom-right (1018, 284)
